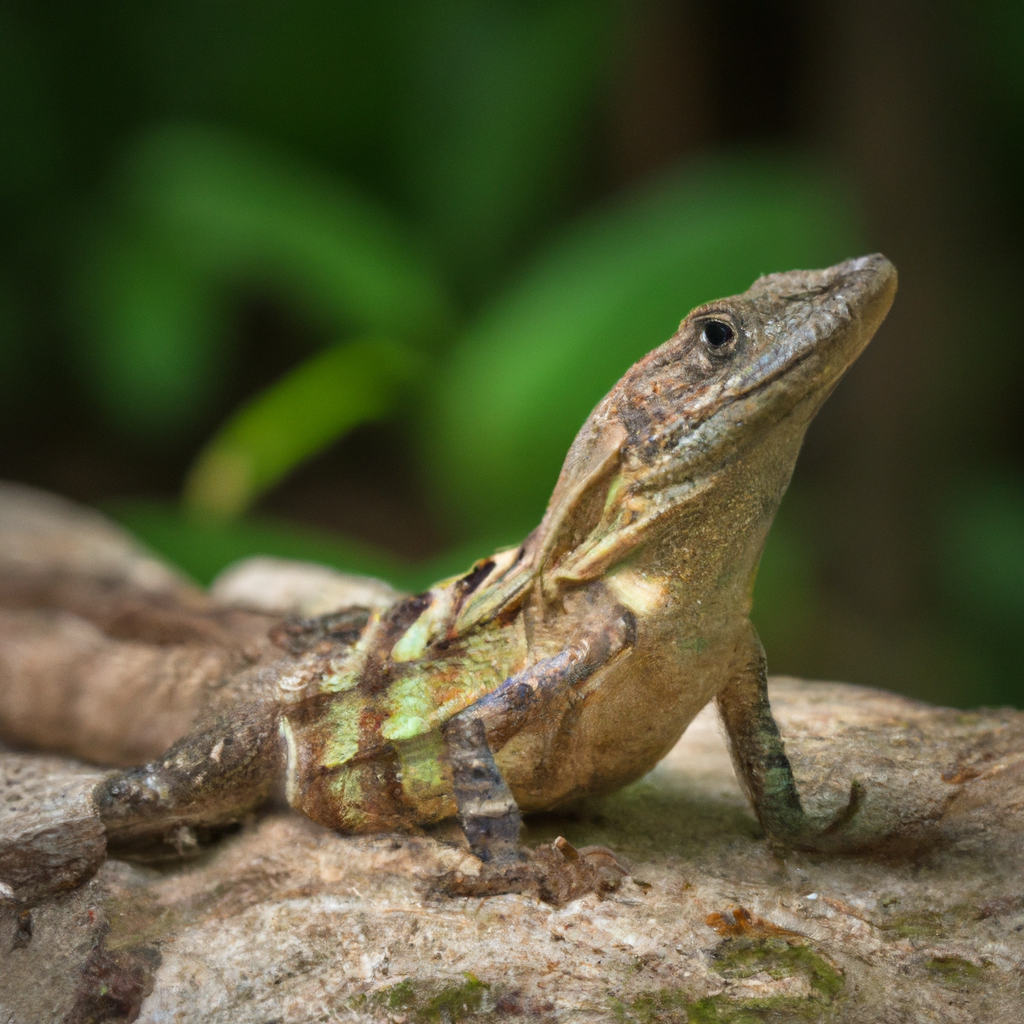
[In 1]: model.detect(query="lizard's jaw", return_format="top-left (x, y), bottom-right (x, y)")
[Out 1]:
top-left (727, 253), bottom-right (898, 408)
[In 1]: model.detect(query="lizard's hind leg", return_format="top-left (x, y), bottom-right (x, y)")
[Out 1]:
top-left (95, 702), bottom-right (285, 860)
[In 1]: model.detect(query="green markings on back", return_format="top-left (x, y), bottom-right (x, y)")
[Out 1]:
top-left (290, 593), bottom-right (528, 831)
top-left (320, 667), bottom-right (501, 771)
top-left (397, 733), bottom-right (447, 798)
top-left (327, 764), bottom-right (370, 828)
top-left (380, 673), bottom-right (442, 742)
top-left (316, 623), bottom-right (522, 769)
top-left (391, 588), bottom-right (454, 664)
top-left (320, 664), bottom-right (362, 695)
top-left (320, 610), bottom-right (385, 694)
top-left (396, 731), bottom-right (455, 821)
top-left (322, 692), bottom-right (366, 767)
top-left (380, 659), bottom-right (507, 743)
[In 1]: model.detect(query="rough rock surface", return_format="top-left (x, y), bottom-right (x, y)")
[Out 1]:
top-left (2, 679), bottom-right (1022, 1023)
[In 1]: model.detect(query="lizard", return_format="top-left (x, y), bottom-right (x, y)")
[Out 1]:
top-left (0, 254), bottom-right (896, 904)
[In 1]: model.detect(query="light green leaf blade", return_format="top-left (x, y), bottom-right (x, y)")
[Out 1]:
top-left (184, 337), bottom-right (419, 518)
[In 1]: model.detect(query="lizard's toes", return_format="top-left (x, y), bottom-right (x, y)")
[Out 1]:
top-left (433, 836), bottom-right (628, 905)
top-left (793, 779), bottom-right (868, 853)
top-left (531, 836), bottom-right (629, 901)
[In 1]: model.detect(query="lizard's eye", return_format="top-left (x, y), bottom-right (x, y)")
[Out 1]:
top-left (700, 319), bottom-right (735, 350)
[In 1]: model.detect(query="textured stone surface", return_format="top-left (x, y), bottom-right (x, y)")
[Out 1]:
top-left (2, 678), bottom-right (1022, 1023)
top-left (0, 751), bottom-right (107, 903)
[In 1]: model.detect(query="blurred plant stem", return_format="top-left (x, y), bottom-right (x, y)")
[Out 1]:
top-left (183, 337), bottom-right (421, 518)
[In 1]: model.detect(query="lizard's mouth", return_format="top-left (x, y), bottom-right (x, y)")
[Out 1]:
top-left (724, 253), bottom-right (897, 417)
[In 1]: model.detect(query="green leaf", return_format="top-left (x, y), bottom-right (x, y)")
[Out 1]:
top-left (72, 229), bottom-right (229, 438)
top-left (123, 125), bottom-right (454, 340)
top-left (184, 337), bottom-right (419, 518)
top-left (941, 476), bottom-right (1024, 636)
top-left (423, 154), bottom-right (862, 542)
top-left (71, 125), bottom-right (454, 438)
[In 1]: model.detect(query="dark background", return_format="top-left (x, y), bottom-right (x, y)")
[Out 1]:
top-left (1, 1), bottom-right (1021, 709)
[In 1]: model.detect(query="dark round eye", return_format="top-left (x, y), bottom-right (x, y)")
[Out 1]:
top-left (701, 319), bottom-right (734, 348)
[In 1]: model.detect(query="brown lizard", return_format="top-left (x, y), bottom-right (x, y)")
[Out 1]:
top-left (0, 254), bottom-right (896, 904)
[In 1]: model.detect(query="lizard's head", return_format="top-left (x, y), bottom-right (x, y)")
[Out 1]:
top-left (533, 254), bottom-right (897, 595)
top-left (649, 251), bottom-right (898, 457)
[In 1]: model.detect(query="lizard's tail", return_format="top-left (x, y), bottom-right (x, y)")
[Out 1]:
top-left (0, 482), bottom-right (276, 765)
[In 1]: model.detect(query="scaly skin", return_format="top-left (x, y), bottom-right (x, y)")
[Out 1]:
top-left (0, 255), bottom-right (896, 901)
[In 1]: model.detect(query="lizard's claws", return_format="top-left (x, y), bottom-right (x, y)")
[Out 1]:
top-left (820, 779), bottom-right (865, 836)
top-left (787, 779), bottom-right (867, 853)
top-left (434, 836), bottom-right (628, 905)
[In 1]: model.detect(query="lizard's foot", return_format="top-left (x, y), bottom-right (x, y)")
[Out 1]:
top-left (436, 836), bottom-right (628, 905)
top-left (782, 780), bottom-right (868, 853)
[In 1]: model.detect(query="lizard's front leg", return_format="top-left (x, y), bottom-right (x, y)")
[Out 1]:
top-left (439, 616), bottom-right (635, 902)
top-left (443, 714), bottom-right (524, 867)
top-left (716, 624), bottom-right (863, 851)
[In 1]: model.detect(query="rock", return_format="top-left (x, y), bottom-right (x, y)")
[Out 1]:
top-left (2, 678), bottom-right (1022, 1022)
top-left (210, 557), bottom-right (405, 617)
top-left (0, 752), bottom-right (107, 904)
top-left (0, 481), bottom-right (198, 604)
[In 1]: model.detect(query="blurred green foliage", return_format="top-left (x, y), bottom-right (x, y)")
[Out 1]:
top-left (72, 126), bottom-right (453, 439)
top-left (1, 0), bottom-right (1022, 708)
top-left (941, 478), bottom-right (1024, 683)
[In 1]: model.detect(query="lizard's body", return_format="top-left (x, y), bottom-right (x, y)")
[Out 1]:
top-left (0, 255), bottom-right (896, 900)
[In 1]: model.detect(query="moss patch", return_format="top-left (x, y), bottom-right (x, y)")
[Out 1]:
top-left (879, 910), bottom-right (946, 940)
top-left (611, 987), bottom-right (691, 1023)
top-left (711, 937), bottom-right (844, 1001)
top-left (352, 973), bottom-right (491, 1023)
top-left (925, 956), bottom-right (986, 986)
top-left (685, 993), bottom-right (837, 1023)
top-left (607, 938), bottom-right (846, 1024)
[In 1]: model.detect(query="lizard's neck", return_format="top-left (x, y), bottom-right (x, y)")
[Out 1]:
top-left (530, 403), bottom-right (811, 633)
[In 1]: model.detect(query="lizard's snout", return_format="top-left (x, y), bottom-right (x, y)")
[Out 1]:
top-left (829, 253), bottom-right (898, 330)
